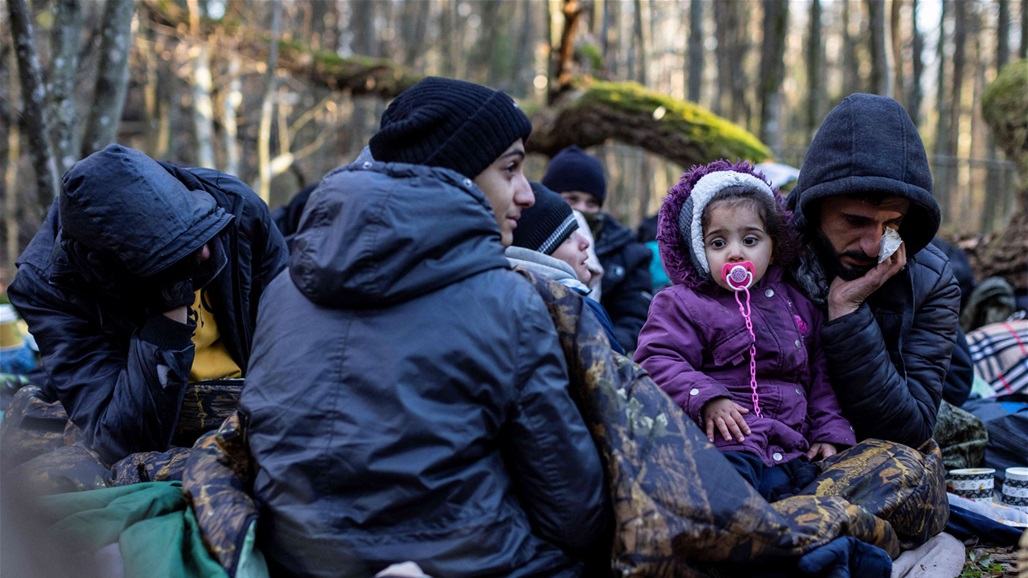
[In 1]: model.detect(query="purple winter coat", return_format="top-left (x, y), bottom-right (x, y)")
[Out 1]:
top-left (635, 267), bottom-right (856, 466)
top-left (634, 160), bottom-right (855, 467)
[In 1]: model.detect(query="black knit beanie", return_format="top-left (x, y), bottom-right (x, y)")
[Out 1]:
top-left (512, 183), bottom-right (580, 255)
top-left (369, 77), bottom-right (532, 179)
top-left (540, 145), bottom-right (607, 205)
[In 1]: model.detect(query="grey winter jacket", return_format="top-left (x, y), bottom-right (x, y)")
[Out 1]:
top-left (241, 161), bottom-right (609, 578)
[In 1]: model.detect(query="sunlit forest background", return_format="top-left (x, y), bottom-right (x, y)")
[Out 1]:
top-left (2, 0), bottom-right (1026, 283)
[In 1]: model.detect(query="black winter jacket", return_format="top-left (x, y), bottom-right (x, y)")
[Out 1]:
top-left (241, 162), bottom-right (609, 577)
top-left (593, 213), bottom-right (652, 351)
top-left (820, 244), bottom-right (960, 447)
top-left (9, 145), bottom-right (287, 463)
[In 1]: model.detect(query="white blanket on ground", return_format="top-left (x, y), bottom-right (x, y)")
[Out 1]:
top-left (890, 532), bottom-right (964, 578)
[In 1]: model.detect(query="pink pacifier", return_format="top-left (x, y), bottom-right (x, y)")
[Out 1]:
top-left (721, 261), bottom-right (755, 291)
top-left (720, 260), bottom-right (763, 418)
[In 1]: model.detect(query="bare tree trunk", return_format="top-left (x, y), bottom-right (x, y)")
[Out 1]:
top-left (997, 0), bottom-right (1011, 69)
top-left (257, 0), bottom-right (283, 203)
top-left (600, 0), bottom-right (618, 78)
top-left (350, 0), bottom-right (376, 56)
top-left (687, 0), bottom-right (704, 103)
top-left (806, 0), bottom-right (824, 138)
top-left (867, 0), bottom-right (891, 96)
top-left (889, 0), bottom-right (904, 104)
top-left (1, 40), bottom-right (19, 274)
top-left (401, 0), bottom-right (429, 68)
top-left (310, 0), bottom-right (339, 52)
top-left (51, 0), bottom-right (83, 173)
top-left (758, 0), bottom-right (788, 153)
top-left (551, 0), bottom-right (582, 104)
top-left (842, 0), bottom-right (862, 96)
top-left (933, 0), bottom-right (952, 212)
top-left (908, 0), bottom-right (924, 126)
top-left (730, 2), bottom-right (750, 126)
top-left (188, 0), bottom-right (216, 168)
top-left (968, 10), bottom-right (987, 230)
top-left (1021, 0), bottom-right (1028, 59)
top-left (81, 0), bottom-right (135, 157)
top-left (6, 0), bottom-right (58, 215)
top-left (949, 0), bottom-right (969, 214)
top-left (713, 0), bottom-right (731, 116)
top-left (632, 0), bottom-right (649, 85)
top-left (515, 0), bottom-right (536, 94)
top-left (189, 46), bottom-right (216, 168)
top-left (223, 55), bottom-right (242, 177)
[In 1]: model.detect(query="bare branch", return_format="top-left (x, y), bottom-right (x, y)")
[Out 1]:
top-left (6, 0), bottom-right (58, 215)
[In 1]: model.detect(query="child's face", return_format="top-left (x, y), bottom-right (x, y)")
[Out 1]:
top-left (703, 202), bottom-right (773, 291)
top-left (551, 230), bottom-right (593, 284)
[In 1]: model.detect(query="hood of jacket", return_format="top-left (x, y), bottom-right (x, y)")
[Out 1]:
top-left (788, 93), bottom-right (940, 257)
top-left (289, 162), bottom-right (510, 308)
top-left (657, 159), bottom-right (790, 290)
top-left (58, 144), bottom-right (234, 280)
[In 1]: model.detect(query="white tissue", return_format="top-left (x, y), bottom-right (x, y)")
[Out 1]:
top-left (879, 228), bottom-right (903, 263)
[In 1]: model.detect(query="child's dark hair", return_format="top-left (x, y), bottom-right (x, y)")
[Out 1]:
top-left (701, 185), bottom-right (798, 267)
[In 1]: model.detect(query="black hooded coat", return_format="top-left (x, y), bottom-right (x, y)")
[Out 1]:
top-left (789, 94), bottom-right (961, 448)
top-left (8, 144), bottom-right (287, 464)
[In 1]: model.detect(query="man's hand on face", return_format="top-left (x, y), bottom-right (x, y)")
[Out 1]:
top-left (827, 242), bottom-right (906, 320)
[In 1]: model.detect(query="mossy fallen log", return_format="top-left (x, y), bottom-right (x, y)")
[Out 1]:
top-left (527, 80), bottom-right (773, 167)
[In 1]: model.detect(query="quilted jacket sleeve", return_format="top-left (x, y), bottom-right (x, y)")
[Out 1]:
top-left (8, 266), bottom-right (194, 464)
top-left (821, 255), bottom-right (960, 447)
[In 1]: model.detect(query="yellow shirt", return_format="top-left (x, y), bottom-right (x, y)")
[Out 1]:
top-left (188, 289), bottom-right (242, 382)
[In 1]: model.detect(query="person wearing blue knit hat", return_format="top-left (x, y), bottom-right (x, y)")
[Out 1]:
top-left (508, 182), bottom-right (625, 354)
top-left (542, 145), bottom-right (652, 352)
top-left (788, 93), bottom-right (961, 448)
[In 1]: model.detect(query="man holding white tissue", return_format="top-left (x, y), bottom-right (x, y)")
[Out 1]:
top-left (787, 93), bottom-right (961, 448)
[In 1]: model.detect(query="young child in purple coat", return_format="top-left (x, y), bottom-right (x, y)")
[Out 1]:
top-left (634, 160), bottom-right (856, 500)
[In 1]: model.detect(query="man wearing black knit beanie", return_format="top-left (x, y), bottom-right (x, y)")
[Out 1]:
top-left (542, 145), bottom-right (652, 352)
top-left (242, 77), bottom-right (609, 577)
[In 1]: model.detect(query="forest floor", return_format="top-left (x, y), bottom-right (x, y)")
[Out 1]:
top-left (960, 540), bottom-right (1022, 577)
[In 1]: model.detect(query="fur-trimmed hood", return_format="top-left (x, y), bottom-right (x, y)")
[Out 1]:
top-left (657, 160), bottom-right (791, 290)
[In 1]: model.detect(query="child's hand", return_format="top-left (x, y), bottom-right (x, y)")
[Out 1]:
top-left (806, 442), bottom-right (838, 461)
top-left (702, 398), bottom-right (751, 443)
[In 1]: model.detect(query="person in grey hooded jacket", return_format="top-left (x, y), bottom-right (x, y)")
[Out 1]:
top-left (241, 77), bottom-right (609, 578)
top-left (788, 94), bottom-right (961, 448)
top-left (7, 144), bottom-right (287, 464)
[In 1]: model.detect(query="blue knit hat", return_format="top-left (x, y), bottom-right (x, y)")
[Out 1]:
top-left (512, 183), bottom-right (580, 255)
top-left (789, 93), bottom-right (939, 255)
top-left (540, 145), bottom-right (607, 205)
top-left (369, 77), bottom-right (532, 180)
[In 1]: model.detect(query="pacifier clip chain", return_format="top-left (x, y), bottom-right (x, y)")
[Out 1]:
top-left (722, 262), bottom-right (762, 418)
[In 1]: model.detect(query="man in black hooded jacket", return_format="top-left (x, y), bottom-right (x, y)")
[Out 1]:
top-left (8, 144), bottom-right (287, 464)
top-left (788, 94), bottom-right (961, 449)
